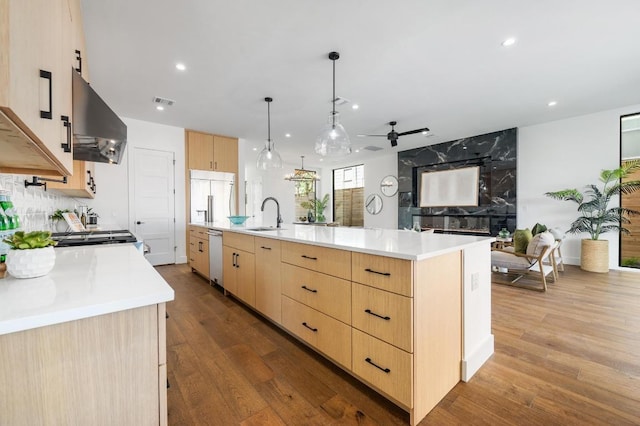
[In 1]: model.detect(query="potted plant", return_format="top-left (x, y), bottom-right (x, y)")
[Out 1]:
top-left (300, 194), bottom-right (330, 223)
top-left (2, 231), bottom-right (57, 278)
top-left (545, 160), bottom-right (640, 273)
top-left (50, 209), bottom-right (70, 232)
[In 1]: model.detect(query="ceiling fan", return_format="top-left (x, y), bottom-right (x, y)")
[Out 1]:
top-left (358, 121), bottom-right (430, 147)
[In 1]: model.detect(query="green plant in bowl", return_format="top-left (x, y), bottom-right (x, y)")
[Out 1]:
top-left (3, 231), bottom-right (57, 249)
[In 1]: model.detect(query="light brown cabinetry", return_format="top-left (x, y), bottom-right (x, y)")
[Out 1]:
top-left (0, 0), bottom-right (75, 176)
top-left (281, 241), bottom-right (352, 280)
top-left (254, 236), bottom-right (282, 323)
top-left (0, 303), bottom-right (168, 425)
top-left (185, 130), bottom-right (238, 174)
top-left (281, 296), bottom-right (352, 369)
top-left (189, 225), bottom-right (209, 279)
top-left (223, 232), bottom-right (255, 306)
top-left (47, 159), bottom-right (96, 198)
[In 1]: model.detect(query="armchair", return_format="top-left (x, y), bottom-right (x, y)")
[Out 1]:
top-left (491, 231), bottom-right (557, 291)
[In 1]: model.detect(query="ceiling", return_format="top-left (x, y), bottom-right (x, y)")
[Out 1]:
top-left (81, 0), bottom-right (640, 168)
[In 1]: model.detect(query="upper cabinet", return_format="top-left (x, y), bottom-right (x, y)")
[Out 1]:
top-left (0, 0), bottom-right (79, 176)
top-left (68, 0), bottom-right (89, 82)
top-left (47, 159), bottom-right (96, 198)
top-left (186, 130), bottom-right (238, 175)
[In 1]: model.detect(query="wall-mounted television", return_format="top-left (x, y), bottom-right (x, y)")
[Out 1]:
top-left (419, 166), bottom-right (479, 207)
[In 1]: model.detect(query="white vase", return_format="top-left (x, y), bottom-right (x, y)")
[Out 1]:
top-left (6, 246), bottom-right (56, 279)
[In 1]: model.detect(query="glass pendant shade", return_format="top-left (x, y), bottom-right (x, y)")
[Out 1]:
top-left (256, 97), bottom-right (283, 170)
top-left (315, 111), bottom-right (351, 156)
top-left (256, 140), bottom-right (282, 170)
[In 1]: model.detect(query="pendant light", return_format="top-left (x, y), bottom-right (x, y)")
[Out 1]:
top-left (315, 52), bottom-right (351, 157)
top-left (284, 156), bottom-right (320, 182)
top-left (256, 97), bottom-right (283, 170)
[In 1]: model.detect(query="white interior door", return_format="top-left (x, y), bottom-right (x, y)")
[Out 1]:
top-left (133, 148), bottom-right (175, 265)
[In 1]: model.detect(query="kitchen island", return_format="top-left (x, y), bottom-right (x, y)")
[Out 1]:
top-left (0, 244), bottom-right (174, 425)
top-left (191, 222), bottom-right (494, 425)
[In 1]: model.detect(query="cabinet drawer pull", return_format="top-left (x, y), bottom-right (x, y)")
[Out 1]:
top-left (60, 115), bottom-right (71, 152)
top-left (260, 246), bottom-right (272, 250)
top-left (365, 357), bottom-right (391, 373)
top-left (40, 69), bottom-right (52, 119)
top-left (75, 49), bottom-right (82, 74)
top-left (198, 241), bottom-right (203, 252)
top-left (365, 309), bottom-right (390, 321)
top-left (235, 253), bottom-right (240, 268)
top-left (301, 285), bottom-right (317, 293)
top-left (86, 170), bottom-right (92, 186)
top-left (301, 255), bottom-right (317, 260)
top-left (364, 268), bottom-right (391, 276)
top-left (232, 253), bottom-right (237, 267)
top-left (302, 322), bottom-right (318, 332)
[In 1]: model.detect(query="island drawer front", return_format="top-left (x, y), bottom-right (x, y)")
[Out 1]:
top-left (352, 283), bottom-right (413, 352)
top-left (352, 328), bottom-right (412, 407)
top-left (282, 263), bottom-right (351, 324)
top-left (223, 231), bottom-right (255, 253)
top-left (189, 225), bottom-right (208, 238)
top-left (351, 252), bottom-right (413, 297)
top-left (281, 296), bottom-right (351, 369)
top-left (281, 241), bottom-right (351, 280)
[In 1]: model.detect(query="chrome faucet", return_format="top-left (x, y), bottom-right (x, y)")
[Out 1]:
top-left (261, 197), bottom-right (282, 228)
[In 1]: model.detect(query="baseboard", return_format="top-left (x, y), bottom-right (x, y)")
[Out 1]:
top-left (461, 334), bottom-right (494, 382)
top-left (176, 255), bottom-right (188, 264)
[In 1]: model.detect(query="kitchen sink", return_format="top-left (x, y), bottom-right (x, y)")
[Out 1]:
top-left (245, 227), bottom-right (286, 232)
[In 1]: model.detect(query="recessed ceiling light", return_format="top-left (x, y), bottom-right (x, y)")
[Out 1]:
top-left (285, 133), bottom-right (291, 138)
top-left (319, 158), bottom-right (323, 162)
top-left (355, 149), bottom-right (360, 153)
top-left (175, 63), bottom-right (186, 71)
top-left (156, 105), bottom-right (164, 111)
top-left (548, 100), bottom-right (558, 107)
top-left (252, 147), bottom-right (257, 151)
top-left (501, 37), bottom-right (516, 47)
top-left (421, 130), bottom-right (428, 135)
top-left (352, 104), bottom-right (359, 110)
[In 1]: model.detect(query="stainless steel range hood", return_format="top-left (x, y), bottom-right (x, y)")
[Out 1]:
top-left (72, 70), bottom-right (127, 164)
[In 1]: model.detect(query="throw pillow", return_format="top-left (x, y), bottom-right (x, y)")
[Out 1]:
top-left (531, 223), bottom-right (548, 236)
top-left (526, 231), bottom-right (556, 258)
top-left (513, 228), bottom-right (533, 254)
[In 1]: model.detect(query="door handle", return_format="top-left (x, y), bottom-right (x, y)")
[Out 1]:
top-left (40, 70), bottom-right (52, 119)
top-left (136, 221), bottom-right (144, 225)
top-left (60, 115), bottom-right (71, 152)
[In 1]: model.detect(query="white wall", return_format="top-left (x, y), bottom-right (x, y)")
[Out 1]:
top-left (518, 103), bottom-right (640, 268)
top-left (88, 117), bottom-right (187, 263)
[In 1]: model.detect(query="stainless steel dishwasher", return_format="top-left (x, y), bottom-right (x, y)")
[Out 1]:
top-left (207, 230), bottom-right (223, 287)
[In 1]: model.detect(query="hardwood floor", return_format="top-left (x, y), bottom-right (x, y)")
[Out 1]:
top-left (156, 264), bottom-right (640, 425)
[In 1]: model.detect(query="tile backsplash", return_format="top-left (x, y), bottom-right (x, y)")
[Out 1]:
top-left (0, 174), bottom-right (77, 232)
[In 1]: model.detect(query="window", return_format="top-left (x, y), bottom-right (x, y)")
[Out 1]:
top-left (333, 165), bottom-right (364, 226)
top-left (620, 112), bottom-right (640, 269)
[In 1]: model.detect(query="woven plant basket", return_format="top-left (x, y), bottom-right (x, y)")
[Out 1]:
top-left (581, 239), bottom-right (609, 273)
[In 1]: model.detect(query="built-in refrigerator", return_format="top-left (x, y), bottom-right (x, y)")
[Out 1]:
top-left (190, 170), bottom-right (235, 223)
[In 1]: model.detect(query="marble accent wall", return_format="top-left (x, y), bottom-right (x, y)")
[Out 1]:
top-left (398, 128), bottom-right (517, 235)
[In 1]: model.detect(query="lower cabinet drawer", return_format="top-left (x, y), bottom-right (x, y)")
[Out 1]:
top-left (282, 263), bottom-right (351, 324)
top-left (281, 296), bottom-right (351, 369)
top-left (352, 328), bottom-right (412, 407)
top-left (352, 283), bottom-right (413, 352)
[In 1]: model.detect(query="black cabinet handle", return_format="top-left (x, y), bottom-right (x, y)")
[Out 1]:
top-left (232, 253), bottom-right (237, 267)
top-left (198, 241), bottom-right (203, 252)
top-left (301, 285), bottom-right (317, 293)
top-left (302, 322), bottom-right (317, 332)
top-left (40, 70), bottom-right (52, 119)
top-left (235, 253), bottom-right (240, 268)
top-left (365, 357), bottom-right (390, 373)
top-left (136, 221), bottom-right (144, 225)
top-left (260, 246), bottom-right (272, 250)
top-left (301, 255), bottom-right (317, 260)
top-left (60, 115), bottom-right (71, 152)
top-left (75, 49), bottom-right (82, 74)
top-left (91, 182), bottom-right (96, 194)
top-left (365, 309), bottom-right (391, 321)
top-left (364, 268), bottom-right (391, 276)
top-left (86, 170), bottom-right (92, 186)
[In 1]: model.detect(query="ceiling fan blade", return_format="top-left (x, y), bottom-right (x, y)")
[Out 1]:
top-left (397, 127), bottom-right (430, 136)
top-left (357, 134), bottom-right (388, 137)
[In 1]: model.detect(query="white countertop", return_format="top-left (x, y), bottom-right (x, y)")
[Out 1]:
top-left (0, 244), bottom-right (174, 336)
top-left (192, 221), bottom-right (495, 261)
